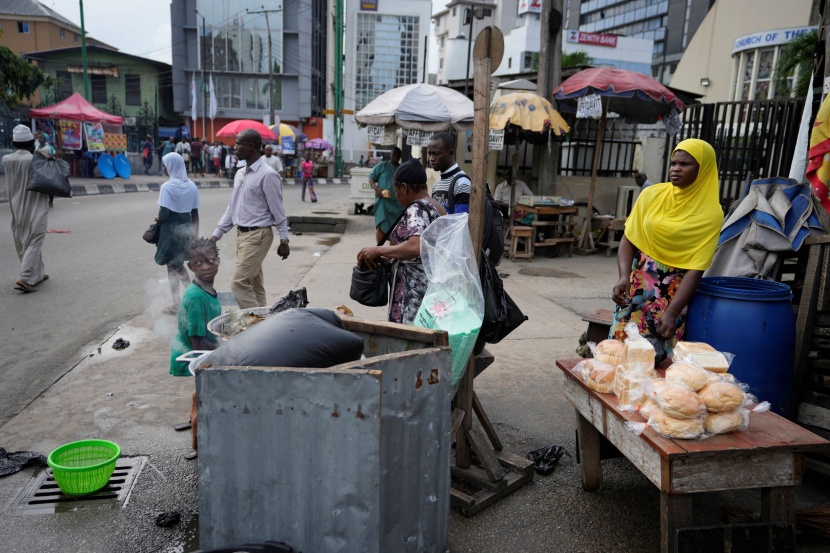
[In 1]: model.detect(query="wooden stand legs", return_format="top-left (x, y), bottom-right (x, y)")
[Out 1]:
top-left (576, 411), bottom-right (603, 491)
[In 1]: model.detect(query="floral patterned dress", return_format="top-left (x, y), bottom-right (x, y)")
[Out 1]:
top-left (387, 198), bottom-right (441, 324)
top-left (610, 250), bottom-right (687, 361)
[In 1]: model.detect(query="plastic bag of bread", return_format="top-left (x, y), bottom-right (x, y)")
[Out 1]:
top-left (698, 380), bottom-right (748, 413)
top-left (589, 339), bottom-right (624, 366)
top-left (626, 409), bottom-right (705, 439)
top-left (576, 359), bottom-right (617, 394)
top-left (704, 409), bottom-right (748, 434)
top-left (672, 341), bottom-right (733, 373)
top-left (622, 322), bottom-right (655, 374)
top-left (653, 381), bottom-right (706, 419)
top-left (665, 360), bottom-right (717, 391)
top-left (615, 370), bottom-right (653, 411)
top-left (639, 397), bottom-right (660, 420)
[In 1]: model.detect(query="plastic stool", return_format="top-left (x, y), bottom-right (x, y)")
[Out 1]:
top-left (510, 226), bottom-right (534, 260)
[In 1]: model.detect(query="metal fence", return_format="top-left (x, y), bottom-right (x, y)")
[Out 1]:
top-left (558, 117), bottom-right (639, 178)
top-left (0, 103), bottom-right (31, 150)
top-left (666, 97), bottom-right (813, 208)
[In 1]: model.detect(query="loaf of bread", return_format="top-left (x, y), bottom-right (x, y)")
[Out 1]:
top-left (665, 361), bottom-right (716, 391)
top-left (595, 339), bottom-right (624, 365)
top-left (655, 382), bottom-right (706, 419)
top-left (623, 338), bottom-right (655, 373)
top-left (615, 370), bottom-right (651, 407)
top-left (704, 409), bottom-right (747, 434)
top-left (650, 410), bottom-right (705, 439)
top-left (640, 398), bottom-right (660, 420)
top-left (580, 359), bottom-right (617, 394)
top-left (673, 341), bottom-right (730, 373)
top-left (698, 381), bottom-right (746, 413)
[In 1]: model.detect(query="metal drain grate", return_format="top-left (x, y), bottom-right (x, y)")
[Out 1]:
top-left (7, 456), bottom-right (146, 515)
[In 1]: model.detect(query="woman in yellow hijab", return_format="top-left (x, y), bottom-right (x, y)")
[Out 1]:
top-left (610, 138), bottom-right (724, 359)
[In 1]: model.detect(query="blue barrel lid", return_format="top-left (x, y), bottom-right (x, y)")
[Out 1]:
top-left (696, 276), bottom-right (792, 301)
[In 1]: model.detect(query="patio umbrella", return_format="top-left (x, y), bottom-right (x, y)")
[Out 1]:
top-left (216, 119), bottom-right (277, 141)
top-left (489, 91), bottom-right (571, 239)
top-left (553, 68), bottom-right (684, 251)
top-left (305, 138), bottom-right (334, 151)
top-left (269, 123), bottom-right (307, 143)
top-left (355, 83), bottom-right (474, 132)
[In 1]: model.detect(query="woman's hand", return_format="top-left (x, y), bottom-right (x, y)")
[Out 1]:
top-left (357, 247), bottom-right (381, 268)
top-left (655, 310), bottom-right (678, 340)
top-left (612, 277), bottom-right (630, 305)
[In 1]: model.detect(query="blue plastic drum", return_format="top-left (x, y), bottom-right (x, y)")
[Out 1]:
top-left (97, 153), bottom-right (116, 179)
top-left (685, 277), bottom-right (794, 416)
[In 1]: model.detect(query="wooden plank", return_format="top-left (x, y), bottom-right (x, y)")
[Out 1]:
top-left (472, 392), bottom-right (503, 451)
top-left (819, 246), bottom-right (830, 312)
top-left (341, 316), bottom-right (449, 348)
top-left (493, 450), bottom-right (535, 476)
top-left (576, 411), bottom-right (603, 491)
top-left (603, 404), bottom-right (666, 490)
top-left (660, 492), bottom-right (694, 553)
top-left (761, 486), bottom-right (796, 523)
top-left (797, 402), bottom-right (830, 430)
top-left (808, 358), bottom-right (830, 372)
top-left (455, 355), bottom-right (475, 468)
top-left (451, 408), bottom-right (465, 437)
top-left (804, 234), bottom-right (830, 246)
top-left (738, 410), bottom-right (830, 451)
top-left (670, 450), bottom-right (799, 493)
top-left (451, 464), bottom-right (507, 491)
top-left (791, 243), bottom-right (824, 417)
top-left (465, 426), bottom-right (506, 482)
top-left (802, 389), bottom-right (830, 410)
top-left (808, 373), bottom-right (830, 388)
top-left (450, 470), bottom-right (532, 517)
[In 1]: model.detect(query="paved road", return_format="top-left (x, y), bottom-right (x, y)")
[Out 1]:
top-left (0, 181), bottom-right (351, 426)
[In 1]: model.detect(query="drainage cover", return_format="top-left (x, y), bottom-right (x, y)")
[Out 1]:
top-left (518, 267), bottom-right (583, 278)
top-left (7, 456), bottom-right (146, 515)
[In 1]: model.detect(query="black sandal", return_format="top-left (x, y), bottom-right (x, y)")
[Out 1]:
top-left (174, 422), bottom-right (192, 432)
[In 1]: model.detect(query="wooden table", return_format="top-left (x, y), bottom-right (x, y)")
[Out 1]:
top-left (514, 204), bottom-right (577, 257)
top-left (557, 358), bottom-right (830, 553)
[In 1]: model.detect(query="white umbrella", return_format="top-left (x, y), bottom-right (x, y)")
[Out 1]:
top-left (355, 84), bottom-right (474, 132)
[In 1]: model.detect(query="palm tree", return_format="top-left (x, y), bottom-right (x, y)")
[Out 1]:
top-left (774, 30), bottom-right (817, 98)
top-left (562, 51), bottom-right (592, 69)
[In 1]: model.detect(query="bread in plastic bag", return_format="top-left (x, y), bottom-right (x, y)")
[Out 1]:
top-left (698, 380), bottom-right (748, 413)
top-left (626, 409), bottom-right (705, 439)
top-left (413, 214), bottom-right (484, 389)
top-left (704, 409), bottom-right (748, 434)
top-left (653, 381), bottom-right (706, 420)
top-left (615, 370), bottom-right (652, 410)
top-left (622, 322), bottom-right (655, 373)
top-left (592, 339), bottom-right (624, 365)
top-left (665, 360), bottom-right (717, 391)
top-left (576, 359), bottom-right (616, 394)
top-left (672, 341), bottom-right (733, 373)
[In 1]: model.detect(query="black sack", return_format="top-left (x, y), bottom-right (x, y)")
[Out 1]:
top-left (349, 261), bottom-right (390, 307)
top-left (27, 151), bottom-right (72, 197)
top-left (142, 222), bottom-right (160, 244)
top-left (199, 308), bottom-right (364, 369)
top-left (478, 254), bottom-right (527, 344)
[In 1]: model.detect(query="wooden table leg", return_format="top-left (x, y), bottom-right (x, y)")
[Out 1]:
top-left (760, 486), bottom-right (796, 523)
top-left (660, 492), bottom-right (693, 553)
top-left (576, 411), bottom-right (602, 491)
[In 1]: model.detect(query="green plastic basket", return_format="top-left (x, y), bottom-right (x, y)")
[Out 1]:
top-left (47, 439), bottom-right (121, 496)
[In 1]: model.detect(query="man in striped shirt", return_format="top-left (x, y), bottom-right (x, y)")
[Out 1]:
top-left (427, 132), bottom-right (470, 214)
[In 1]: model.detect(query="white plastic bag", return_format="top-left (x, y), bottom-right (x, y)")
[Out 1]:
top-left (414, 214), bottom-right (484, 388)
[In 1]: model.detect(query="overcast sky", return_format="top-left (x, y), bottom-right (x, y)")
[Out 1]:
top-left (43, 0), bottom-right (442, 69)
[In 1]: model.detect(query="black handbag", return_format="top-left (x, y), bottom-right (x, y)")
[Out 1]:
top-left (142, 222), bottom-right (160, 244)
top-left (477, 253), bottom-right (528, 344)
top-left (27, 151), bottom-right (72, 198)
top-left (349, 203), bottom-right (412, 307)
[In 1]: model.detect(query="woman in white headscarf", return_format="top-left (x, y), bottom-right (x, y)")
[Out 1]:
top-left (155, 152), bottom-right (201, 314)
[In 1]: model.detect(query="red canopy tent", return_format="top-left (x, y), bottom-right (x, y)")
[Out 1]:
top-left (29, 92), bottom-right (124, 124)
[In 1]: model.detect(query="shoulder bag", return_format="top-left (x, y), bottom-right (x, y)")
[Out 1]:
top-left (349, 202), bottom-right (414, 307)
top-left (142, 221), bottom-right (160, 244)
top-left (27, 151), bottom-right (72, 198)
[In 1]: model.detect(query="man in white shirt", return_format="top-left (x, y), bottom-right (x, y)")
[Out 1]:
top-left (494, 172), bottom-right (534, 205)
top-left (262, 145), bottom-right (284, 178)
top-left (207, 143), bottom-right (216, 174)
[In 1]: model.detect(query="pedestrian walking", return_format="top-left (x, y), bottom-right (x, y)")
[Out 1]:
top-left (210, 129), bottom-right (290, 308)
top-left (4, 125), bottom-right (50, 294)
top-left (157, 137), bottom-right (175, 176)
top-left (142, 135), bottom-right (154, 175)
top-left (368, 146), bottom-right (402, 243)
top-left (190, 137), bottom-right (203, 177)
top-left (301, 153), bottom-right (317, 202)
top-left (262, 145), bottom-right (284, 178)
top-left (176, 138), bottom-right (192, 173)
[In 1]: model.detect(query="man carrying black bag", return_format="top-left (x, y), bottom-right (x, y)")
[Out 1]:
top-left (3, 125), bottom-right (50, 294)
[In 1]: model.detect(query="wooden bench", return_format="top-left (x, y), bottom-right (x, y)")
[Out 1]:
top-left (581, 308), bottom-right (614, 346)
top-left (557, 358), bottom-right (830, 553)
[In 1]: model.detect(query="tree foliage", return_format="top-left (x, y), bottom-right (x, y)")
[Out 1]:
top-left (0, 45), bottom-right (54, 107)
top-left (563, 51), bottom-right (592, 69)
top-left (774, 30), bottom-right (817, 98)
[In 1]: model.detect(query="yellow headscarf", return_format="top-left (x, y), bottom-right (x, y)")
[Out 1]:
top-left (624, 138), bottom-right (723, 271)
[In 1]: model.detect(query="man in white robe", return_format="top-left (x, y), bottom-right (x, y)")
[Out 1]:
top-left (3, 125), bottom-right (49, 293)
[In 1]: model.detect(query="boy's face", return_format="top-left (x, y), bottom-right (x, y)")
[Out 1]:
top-left (188, 249), bottom-right (219, 283)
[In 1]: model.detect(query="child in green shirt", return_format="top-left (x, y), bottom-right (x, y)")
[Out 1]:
top-left (169, 238), bottom-right (222, 376)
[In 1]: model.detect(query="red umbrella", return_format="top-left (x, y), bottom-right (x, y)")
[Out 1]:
top-left (216, 119), bottom-right (277, 140)
top-left (553, 68), bottom-right (684, 251)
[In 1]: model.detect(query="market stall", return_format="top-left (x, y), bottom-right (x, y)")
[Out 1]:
top-left (29, 93), bottom-right (127, 179)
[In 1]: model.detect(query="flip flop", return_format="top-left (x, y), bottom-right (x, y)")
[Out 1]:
top-left (174, 422), bottom-right (192, 432)
top-left (14, 280), bottom-right (36, 293)
top-left (36, 275), bottom-right (49, 285)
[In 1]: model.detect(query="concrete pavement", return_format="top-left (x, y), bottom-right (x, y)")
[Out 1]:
top-left (1, 189), bottom-right (829, 552)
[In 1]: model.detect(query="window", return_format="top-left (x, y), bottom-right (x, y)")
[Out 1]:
top-left (452, 7), bottom-right (456, 16)
top-left (74, 33), bottom-right (79, 43)
top-left (18, 22), bottom-right (30, 33)
top-left (508, 57), bottom-right (512, 69)
top-left (90, 74), bottom-right (107, 103)
top-left (354, 14), bottom-right (420, 110)
top-left (125, 74), bottom-right (141, 105)
top-left (439, 58), bottom-right (443, 69)
top-left (60, 28), bottom-right (65, 38)
top-left (56, 70), bottom-right (73, 100)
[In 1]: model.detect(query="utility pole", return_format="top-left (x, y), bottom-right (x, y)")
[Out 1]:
top-left (79, 0), bottom-right (90, 101)
top-left (534, 0), bottom-right (563, 195)
top-left (334, 0), bottom-right (344, 177)
top-left (248, 6), bottom-right (282, 127)
top-left (464, 9), bottom-right (474, 97)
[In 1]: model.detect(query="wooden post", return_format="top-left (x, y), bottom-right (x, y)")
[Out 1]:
top-left (576, 412), bottom-right (602, 491)
top-left (660, 491), bottom-right (694, 553)
top-left (457, 54), bottom-right (491, 469)
top-left (578, 105), bottom-right (606, 252)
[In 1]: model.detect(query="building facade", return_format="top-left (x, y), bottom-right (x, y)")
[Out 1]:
top-left (170, 0), bottom-right (318, 140)
top-left (564, 0), bottom-right (714, 84)
top-left (670, 0), bottom-right (817, 102)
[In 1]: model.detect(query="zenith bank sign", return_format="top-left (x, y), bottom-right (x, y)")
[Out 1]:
top-left (567, 30), bottom-right (618, 48)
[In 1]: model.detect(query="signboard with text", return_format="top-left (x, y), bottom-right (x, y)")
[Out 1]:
top-left (566, 30), bottom-right (618, 48)
top-left (576, 94), bottom-right (603, 119)
top-left (732, 26), bottom-right (816, 54)
top-left (360, 1), bottom-right (378, 11)
top-left (518, 0), bottom-right (541, 15)
top-left (488, 129), bottom-right (504, 151)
